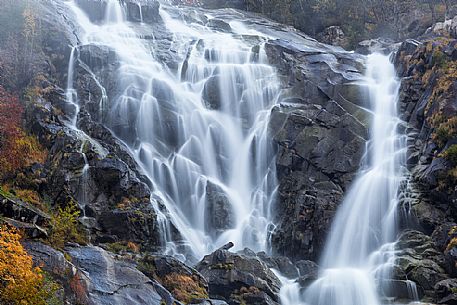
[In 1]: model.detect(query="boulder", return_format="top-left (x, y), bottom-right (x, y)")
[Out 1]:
top-left (395, 230), bottom-right (450, 298)
top-left (428, 16), bottom-right (457, 39)
top-left (196, 248), bottom-right (281, 305)
top-left (75, 0), bottom-right (107, 23)
top-left (137, 255), bottom-right (210, 304)
top-left (205, 181), bottom-right (235, 238)
top-left (255, 251), bottom-right (299, 278)
top-left (125, 1), bottom-right (161, 24)
top-left (356, 38), bottom-right (397, 55)
top-left (0, 193), bottom-right (50, 226)
top-left (203, 75), bottom-right (222, 110)
top-left (435, 279), bottom-right (457, 305)
top-left (206, 19), bottom-right (232, 33)
top-left (24, 241), bottom-right (75, 284)
top-left (66, 245), bottom-right (172, 305)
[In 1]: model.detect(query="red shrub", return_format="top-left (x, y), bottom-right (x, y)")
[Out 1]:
top-left (0, 86), bottom-right (46, 177)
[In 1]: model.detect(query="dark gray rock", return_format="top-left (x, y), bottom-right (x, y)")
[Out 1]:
top-left (203, 75), bottom-right (222, 110)
top-left (247, 251), bottom-right (299, 279)
top-left (24, 242), bottom-right (75, 304)
top-left (378, 279), bottom-right (424, 300)
top-left (125, 1), bottom-right (161, 24)
top-left (75, 0), bottom-right (107, 23)
top-left (196, 249), bottom-right (281, 305)
top-left (295, 260), bottom-right (318, 288)
top-left (395, 230), bottom-right (450, 297)
top-left (269, 102), bottom-right (367, 261)
top-left (435, 279), bottom-right (457, 305)
top-left (26, 85), bottom-right (162, 251)
top-left (393, 36), bottom-right (457, 304)
top-left (206, 19), bottom-right (232, 33)
top-left (201, 0), bottom-right (247, 10)
top-left (205, 181), bottom-right (235, 238)
top-left (0, 193), bottom-right (50, 226)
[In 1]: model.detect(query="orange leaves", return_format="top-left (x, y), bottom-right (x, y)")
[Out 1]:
top-left (0, 225), bottom-right (47, 305)
top-left (0, 86), bottom-right (47, 178)
top-left (161, 273), bottom-right (208, 304)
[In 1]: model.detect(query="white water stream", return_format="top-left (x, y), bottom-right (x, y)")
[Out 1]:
top-left (280, 54), bottom-right (408, 305)
top-left (66, 0), bottom-right (279, 261)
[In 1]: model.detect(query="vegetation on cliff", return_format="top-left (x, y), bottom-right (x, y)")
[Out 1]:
top-left (245, 0), bottom-right (454, 47)
top-left (0, 86), bottom-right (47, 179)
top-left (0, 225), bottom-right (60, 305)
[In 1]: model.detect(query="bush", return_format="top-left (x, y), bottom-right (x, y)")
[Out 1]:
top-left (0, 86), bottom-right (47, 179)
top-left (162, 273), bottom-right (208, 304)
top-left (0, 225), bottom-right (58, 305)
top-left (444, 145), bottom-right (457, 165)
top-left (106, 241), bottom-right (140, 254)
top-left (48, 201), bottom-right (86, 249)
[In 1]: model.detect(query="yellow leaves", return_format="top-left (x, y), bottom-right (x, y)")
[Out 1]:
top-left (447, 236), bottom-right (457, 252)
top-left (22, 2), bottom-right (37, 47)
top-left (0, 225), bottom-right (47, 305)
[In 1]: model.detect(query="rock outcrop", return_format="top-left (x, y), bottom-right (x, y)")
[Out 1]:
top-left (264, 38), bottom-right (368, 261)
top-left (65, 245), bottom-right (174, 305)
top-left (196, 247), bottom-right (282, 305)
top-left (393, 18), bottom-right (457, 302)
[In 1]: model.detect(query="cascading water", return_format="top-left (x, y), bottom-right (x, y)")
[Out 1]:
top-left (66, 0), bottom-right (280, 261)
top-left (280, 54), bottom-right (407, 305)
top-left (64, 1), bottom-right (410, 303)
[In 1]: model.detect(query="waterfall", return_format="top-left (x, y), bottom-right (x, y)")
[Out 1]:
top-left (66, 0), bottom-right (280, 261)
top-left (281, 54), bottom-right (407, 305)
top-left (65, 1), bottom-right (410, 303)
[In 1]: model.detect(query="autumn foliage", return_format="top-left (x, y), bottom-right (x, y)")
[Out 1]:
top-left (0, 86), bottom-right (46, 178)
top-left (0, 225), bottom-right (50, 304)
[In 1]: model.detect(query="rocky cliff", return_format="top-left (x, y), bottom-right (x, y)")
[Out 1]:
top-left (0, 0), bottom-right (456, 304)
top-left (392, 22), bottom-right (457, 303)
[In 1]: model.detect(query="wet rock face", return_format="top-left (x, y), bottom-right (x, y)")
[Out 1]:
top-left (125, 1), bottom-right (161, 24)
top-left (394, 36), bottom-right (457, 219)
top-left (395, 230), bottom-right (450, 299)
top-left (394, 31), bottom-right (457, 253)
top-left (202, 75), bottom-right (222, 110)
top-left (205, 181), bottom-right (235, 238)
top-left (26, 82), bottom-right (162, 250)
top-left (265, 40), bottom-right (368, 261)
top-left (66, 245), bottom-right (170, 305)
top-left (196, 249), bottom-right (281, 305)
top-left (200, 0), bottom-right (247, 10)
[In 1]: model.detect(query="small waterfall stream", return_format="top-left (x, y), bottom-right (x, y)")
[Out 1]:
top-left (280, 54), bottom-right (408, 305)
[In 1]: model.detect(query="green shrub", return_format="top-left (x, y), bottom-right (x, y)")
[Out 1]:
top-left (444, 145), bottom-right (457, 165)
top-left (47, 201), bottom-right (86, 249)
